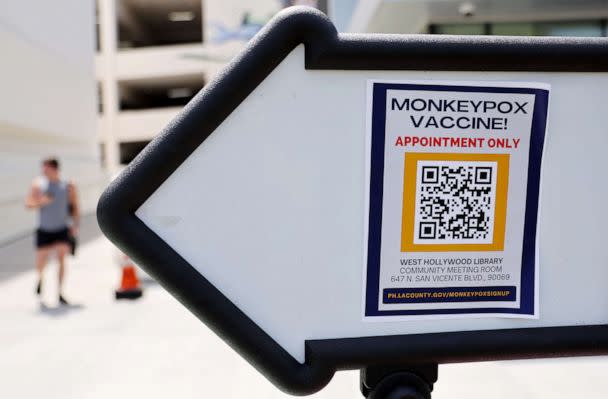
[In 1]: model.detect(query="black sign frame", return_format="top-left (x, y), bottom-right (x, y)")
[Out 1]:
top-left (97, 7), bottom-right (608, 395)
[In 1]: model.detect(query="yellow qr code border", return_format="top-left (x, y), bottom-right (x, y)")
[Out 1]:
top-left (401, 152), bottom-right (510, 252)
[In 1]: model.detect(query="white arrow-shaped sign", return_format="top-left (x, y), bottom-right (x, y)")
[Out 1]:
top-left (98, 7), bottom-right (608, 395)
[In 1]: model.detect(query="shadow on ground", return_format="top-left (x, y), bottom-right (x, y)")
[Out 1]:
top-left (140, 277), bottom-right (159, 288)
top-left (38, 302), bottom-right (86, 318)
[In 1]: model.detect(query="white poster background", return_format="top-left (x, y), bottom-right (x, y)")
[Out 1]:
top-left (364, 80), bottom-right (548, 319)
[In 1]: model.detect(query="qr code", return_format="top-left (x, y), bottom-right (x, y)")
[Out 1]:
top-left (413, 160), bottom-right (497, 244)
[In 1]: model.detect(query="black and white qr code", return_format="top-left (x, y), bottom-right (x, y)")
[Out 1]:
top-left (414, 161), bottom-right (497, 244)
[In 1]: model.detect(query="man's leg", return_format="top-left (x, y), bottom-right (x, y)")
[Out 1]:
top-left (56, 243), bottom-right (70, 304)
top-left (35, 247), bottom-right (50, 295)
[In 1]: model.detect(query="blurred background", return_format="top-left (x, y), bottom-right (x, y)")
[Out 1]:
top-left (4, 0), bottom-right (608, 243)
top-left (1, 1), bottom-right (608, 398)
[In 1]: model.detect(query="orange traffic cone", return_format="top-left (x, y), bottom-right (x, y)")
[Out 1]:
top-left (115, 256), bottom-right (143, 300)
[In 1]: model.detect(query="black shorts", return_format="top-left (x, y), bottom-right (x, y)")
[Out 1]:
top-left (36, 228), bottom-right (69, 248)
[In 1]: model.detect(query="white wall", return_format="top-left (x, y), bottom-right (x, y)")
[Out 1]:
top-left (349, 0), bottom-right (428, 33)
top-left (98, 107), bottom-right (181, 143)
top-left (95, 44), bottom-right (227, 82)
top-left (0, 0), bottom-right (105, 243)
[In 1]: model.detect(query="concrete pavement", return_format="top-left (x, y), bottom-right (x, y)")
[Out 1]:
top-left (1, 219), bottom-right (608, 398)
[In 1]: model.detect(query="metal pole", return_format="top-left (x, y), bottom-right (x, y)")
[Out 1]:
top-left (360, 364), bottom-right (438, 399)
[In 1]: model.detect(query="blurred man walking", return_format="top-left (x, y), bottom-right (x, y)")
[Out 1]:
top-left (25, 158), bottom-right (79, 305)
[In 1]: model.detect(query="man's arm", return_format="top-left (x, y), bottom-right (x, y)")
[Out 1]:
top-left (68, 182), bottom-right (80, 235)
top-left (24, 181), bottom-right (52, 209)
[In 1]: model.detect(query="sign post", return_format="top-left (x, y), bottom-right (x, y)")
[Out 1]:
top-left (98, 7), bottom-right (608, 397)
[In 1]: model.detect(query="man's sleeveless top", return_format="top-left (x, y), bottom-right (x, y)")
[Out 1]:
top-left (38, 178), bottom-right (70, 231)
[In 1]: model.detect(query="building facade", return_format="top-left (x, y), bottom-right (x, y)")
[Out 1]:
top-left (346, 0), bottom-right (608, 36)
top-left (96, 0), bottom-right (329, 171)
top-left (0, 0), bottom-right (103, 243)
top-left (97, 0), bottom-right (608, 173)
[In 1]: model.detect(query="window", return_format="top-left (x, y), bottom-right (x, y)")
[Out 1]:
top-left (117, 0), bottom-right (203, 48)
top-left (431, 20), bottom-right (607, 38)
top-left (119, 141), bottom-right (150, 165)
top-left (118, 76), bottom-right (205, 111)
top-left (492, 21), bottom-right (603, 37)
top-left (432, 24), bottom-right (486, 35)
